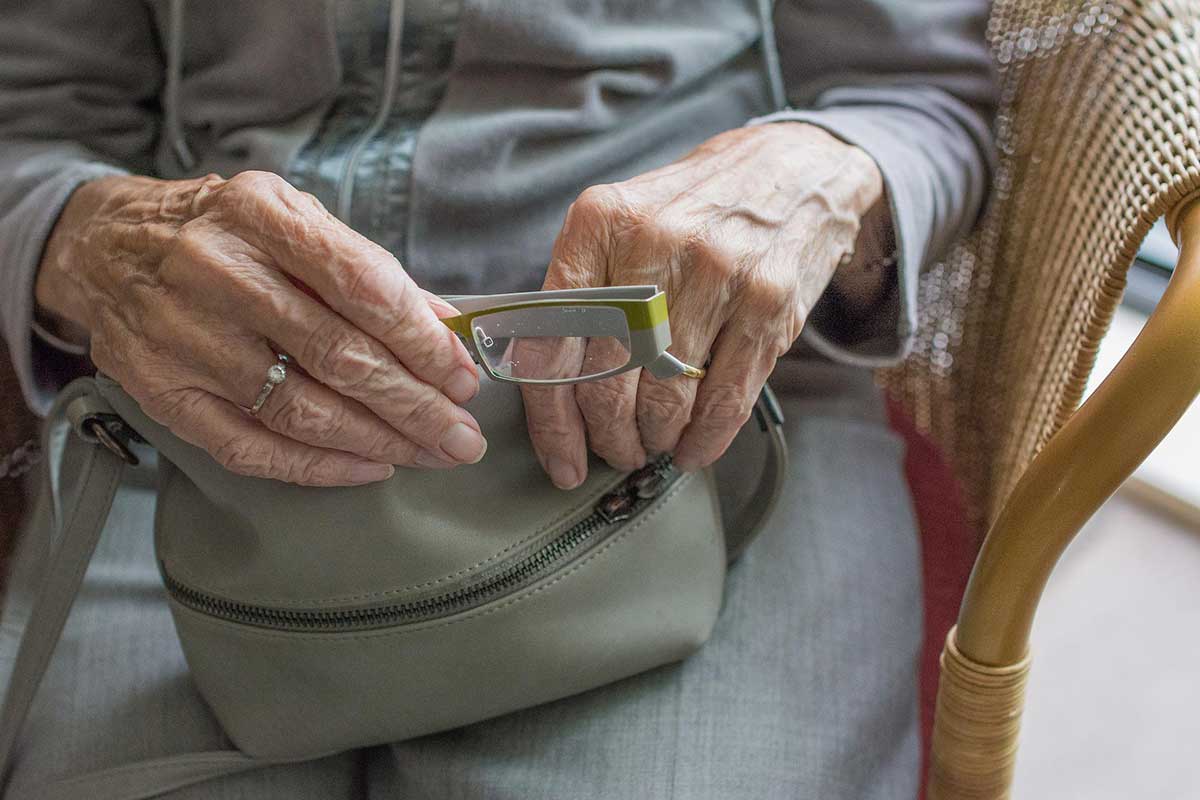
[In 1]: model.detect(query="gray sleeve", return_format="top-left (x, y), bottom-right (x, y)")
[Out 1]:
top-left (0, 2), bottom-right (162, 414)
top-left (749, 0), bottom-right (997, 367)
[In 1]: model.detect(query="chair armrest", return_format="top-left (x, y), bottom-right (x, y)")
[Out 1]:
top-left (927, 197), bottom-right (1200, 798)
top-left (957, 196), bottom-right (1200, 663)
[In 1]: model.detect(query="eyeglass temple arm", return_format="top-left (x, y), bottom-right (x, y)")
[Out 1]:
top-left (440, 286), bottom-right (661, 314)
top-left (646, 352), bottom-right (706, 380)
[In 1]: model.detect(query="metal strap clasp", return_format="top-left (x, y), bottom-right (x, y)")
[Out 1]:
top-left (84, 416), bottom-right (141, 466)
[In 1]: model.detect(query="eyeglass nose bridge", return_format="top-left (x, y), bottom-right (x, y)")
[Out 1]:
top-left (473, 327), bottom-right (495, 348)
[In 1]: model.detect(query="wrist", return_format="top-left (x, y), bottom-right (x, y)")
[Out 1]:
top-left (827, 195), bottom-right (897, 319)
top-left (759, 121), bottom-right (884, 208)
top-left (33, 174), bottom-right (160, 339)
top-left (35, 177), bottom-right (110, 335)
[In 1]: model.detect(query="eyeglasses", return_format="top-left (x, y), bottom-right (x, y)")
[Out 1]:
top-left (439, 286), bottom-right (705, 385)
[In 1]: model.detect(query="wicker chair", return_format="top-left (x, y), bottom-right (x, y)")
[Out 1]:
top-left (882, 0), bottom-right (1200, 796)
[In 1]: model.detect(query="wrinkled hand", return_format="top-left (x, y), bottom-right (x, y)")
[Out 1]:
top-left (522, 123), bottom-right (883, 488)
top-left (36, 171), bottom-right (487, 485)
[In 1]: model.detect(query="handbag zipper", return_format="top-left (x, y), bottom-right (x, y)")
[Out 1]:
top-left (161, 456), bottom-right (681, 633)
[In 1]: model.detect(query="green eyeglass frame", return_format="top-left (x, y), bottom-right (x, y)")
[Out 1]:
top-left (439, 285), bottom-right (706, 385)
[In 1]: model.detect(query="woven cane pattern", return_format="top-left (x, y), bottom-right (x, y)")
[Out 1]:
top-left (880, 0), bottom-right (1200, 536)
top-left (927, 627), bottom-right (1032, 800)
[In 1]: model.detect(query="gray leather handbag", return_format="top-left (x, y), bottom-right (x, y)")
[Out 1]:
top-left (0, 374), bottom-right (786, 799)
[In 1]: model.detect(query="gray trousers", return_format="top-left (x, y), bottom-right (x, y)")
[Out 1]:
top-left (1, 360), bottom-right (922, 799)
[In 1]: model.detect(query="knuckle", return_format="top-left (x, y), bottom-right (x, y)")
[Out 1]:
top-left (392, 391), bottom-right (447, 443)
top-left (264, 390), bottom-right (341, 445)
top-left (576, 377), bottom-right (634, 422)
top-left (137, 306), bottom-right (177, 349)
top-left (334, 255), bottom-right (397, 310)
top-left (379, 312), bottom-right (455, 375)
top-left (694, 384), bottom-right (753, 431)
top-left (252, 277), bottom-right (302, 321)
top-left (558, 184), bottom-right (631, 254)
top-left (163, 223), bottom-right (223, 289)
top-left (170, 220), bottom-right (213, 264)
top-left (285, 453), bottom-right (340, 487)
top-left (742, 273), bottom-right (795, 316)
top-left (142, 386), bottom-right (200, 426)
top-left (523, 392), bottom-right (577, 446)
top-left (330, 259), bottom-right (371, 303)
top-left (573, 183), bottom-right (622, 217)
top-left (685, 236), bottom-right (741, 285)
top-left (111, 365), bottom-right (153, 407)
top-left (88, 336), bottom-right (117, 377)
top-left (226, 170), bottom-right (288, 198)
top-left (637, 387), bottom-right (691, 433)
top-left (212, 433), bottom-right (275, 478)
top-left (637, 211), bottom-right (686, 244)
top-left (364, 429), bottom-right (414, 464)
top-left (527, 418), bottom-right (575, 451)
top-left (302, 322), bottom-right (388, 396)
top-left (213, 171), bottom-right (293, 222)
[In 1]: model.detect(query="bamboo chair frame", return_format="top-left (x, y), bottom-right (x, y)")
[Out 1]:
top-left (877, 1), bottom-right (1200, 796)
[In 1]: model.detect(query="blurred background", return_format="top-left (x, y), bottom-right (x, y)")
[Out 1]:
top-left (1014, 221), bottom-right (1200, 798)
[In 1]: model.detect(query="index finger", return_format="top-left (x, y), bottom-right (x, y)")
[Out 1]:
top-left (208, 172), bottom-right (480, 405)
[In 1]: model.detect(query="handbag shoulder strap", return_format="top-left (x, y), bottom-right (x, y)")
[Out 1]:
top-left (0, 380), bottom-right (124, 780)
top-left (0, 379), bottom-right (788, 799)
top-left (0, 379), bottom-right (260, 799)
top-left (724, 385), bottom-right (789, 562)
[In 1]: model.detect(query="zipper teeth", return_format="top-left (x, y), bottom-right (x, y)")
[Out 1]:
top-left (163, 457), bottom-right (678, 632)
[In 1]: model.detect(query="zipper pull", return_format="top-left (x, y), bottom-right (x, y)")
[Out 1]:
top-left (596, 490), bottom-right (635, 523)
top-left (630, 462), bottom-right (669, 499)
top-left (595, 458), bottom-right (675, 523)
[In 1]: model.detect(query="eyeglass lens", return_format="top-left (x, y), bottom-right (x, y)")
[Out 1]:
top-left (470, 305), bottom-right (633, 383)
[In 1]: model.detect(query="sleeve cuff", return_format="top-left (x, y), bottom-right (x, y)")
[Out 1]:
top-left (0, 159), bottom-right (126, 415)
top-left (746, 107), bottom-right (928, 368)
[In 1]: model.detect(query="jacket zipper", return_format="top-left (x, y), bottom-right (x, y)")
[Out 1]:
top-left (161, 456), bottom-right (680, 633)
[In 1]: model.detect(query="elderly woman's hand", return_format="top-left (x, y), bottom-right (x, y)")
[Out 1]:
top-left (522, 122), bottom-right (884, 488)
top-left (35, 172), bottom-right (487, 486)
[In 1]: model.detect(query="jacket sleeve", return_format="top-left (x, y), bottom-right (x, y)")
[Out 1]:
top-left (0, 2), bottom-right (162, 414)
top-left (749, 0), bottom-right (997, 366)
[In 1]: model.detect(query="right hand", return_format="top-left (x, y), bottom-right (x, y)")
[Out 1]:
top-left (34, 171), bottom-right (487, 486)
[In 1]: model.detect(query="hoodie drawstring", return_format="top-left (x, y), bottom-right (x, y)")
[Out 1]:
top-left (756, 0), bottom-right (787, 112)
top-left (336, 0), bottom-right (406, 221)
top-left (166, 0), bottom-right (772, 190)
top-left (165, 0), bottom-right (197, 170)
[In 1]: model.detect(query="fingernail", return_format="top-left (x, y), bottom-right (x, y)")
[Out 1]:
top-left (426, 294), bottom-right (459, 318)
top-left (349, 462), bottom-right (395, 484)
top-left (445, 368), bottom-right (480, 405)
top-left (546, 456), bottom-right (582, 490)
top-left (413, 450), bottom-right (457, 469)
top-left (440, 423), bottom-right (488, 463)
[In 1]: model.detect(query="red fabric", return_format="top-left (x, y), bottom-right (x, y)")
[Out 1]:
top-left (885, 398), bottom-right (976, 800)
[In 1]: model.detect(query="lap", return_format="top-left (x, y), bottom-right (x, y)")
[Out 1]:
top-left (0, 360), bottom-right (921, 800)
top-left (376, 360), bottom-right (922, 800)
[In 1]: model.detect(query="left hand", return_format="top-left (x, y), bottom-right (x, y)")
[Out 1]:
top-left (522, 122), bottom-right (884, 488)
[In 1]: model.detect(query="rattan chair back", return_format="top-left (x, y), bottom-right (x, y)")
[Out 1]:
top-left (882, 0), bottom-right (1200, 536)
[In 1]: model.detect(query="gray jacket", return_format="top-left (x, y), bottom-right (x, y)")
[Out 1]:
top-left (0, 0), bottom-right (996, 413)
